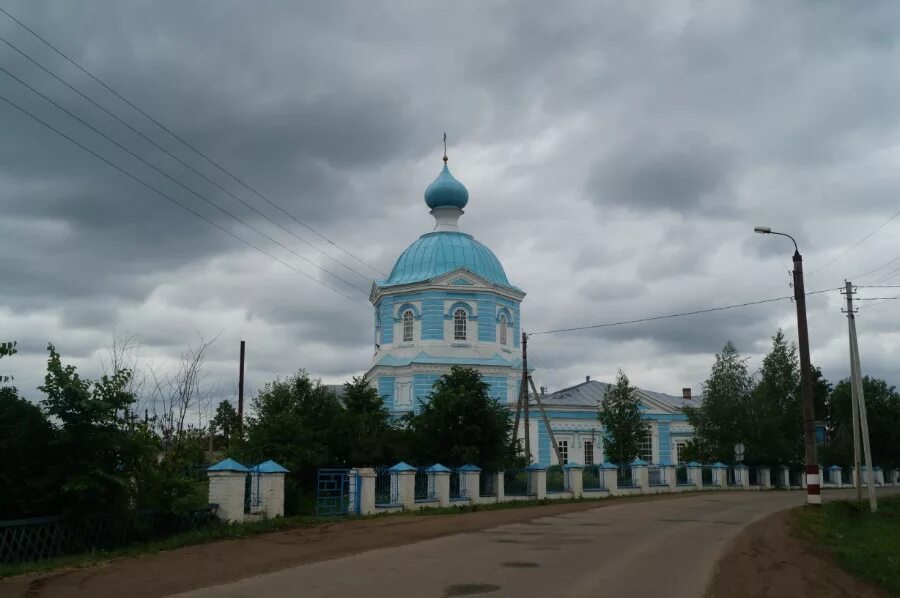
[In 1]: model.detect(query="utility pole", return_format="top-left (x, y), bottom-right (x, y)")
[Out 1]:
top-left (238, 340), bottom-right (246, 431)
top-left (791, 244), bottom-right (821, 505)
top-left (843, 281), bottom-right (877, 512)
top-left (529, 375), bottom-right (563, 465)
top-left (522, 332), bottom-right (531, 463)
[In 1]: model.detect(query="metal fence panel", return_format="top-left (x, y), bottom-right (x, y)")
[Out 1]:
top-left (546, 466), bottom-right (565, 493)
top-left (504, 470), bottom-right (530, 496)
top-left (648, 465), bottom-right (666, 486)
top-left (479, 472), bottom-right (496, 497)
top-left (415, 468), bottom-right (436, 502)
top-left (583, 465), bottom-right (606, 491)
top-left (316, 469), bottom-right (356, 517)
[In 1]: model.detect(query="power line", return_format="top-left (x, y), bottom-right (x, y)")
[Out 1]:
top-left (0, 64), bottom-right (371, 297)
top-left (854, 297), bottom-right (900, 301)
top-left (0, 91), bottom-right (368, 307)
top-left (0, 32), bottom-right (374, 288)
top-left (0, 5), bottom-right (387, 278)
top-left (868, 264), bottom-right (900, 286)
top-left (528, 288), bottom-right (840, 336)
top-left (856, 285), bottom-right (900, 289)
top-left (808, 210), bottom-right (900, 276)
top-left (850, 254), bottom-right (900, 282)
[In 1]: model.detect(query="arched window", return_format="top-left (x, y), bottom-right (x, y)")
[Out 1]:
top-left (402, 310), bottom-right (414, 342)
top-left (454, 308), bottom-right (467, 340)
top-left (499, 314), bottom-right (508, 346)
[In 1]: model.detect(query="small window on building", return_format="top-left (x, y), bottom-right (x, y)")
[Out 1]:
top-left (454, 308), bottom-right (467, 340)
top-left (402, 310), bottom-right (414, 342)
top-left (499, 314), bottom-right (508, 346)
top-left (639, 428), bottom-right (653, 463)
top-left (558, 440), bottom-right (568, 465)
top-left (584, 440), bottom-right (594, 465)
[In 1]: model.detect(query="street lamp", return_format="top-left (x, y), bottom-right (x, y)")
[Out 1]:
top-left (755, 226), bottom-right (820, 505)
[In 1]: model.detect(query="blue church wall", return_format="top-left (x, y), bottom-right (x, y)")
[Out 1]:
top-left (421, 292), bottom-right (444, 340)
top-left (379, 298), bottom-right (394, 345)
top-left (413, 373), bottom-right (441, 412)
top-left (538, 417), bottom-right (551, 466)
top-left (378, 376), bottom-right (395, 411)
top-left (478, 298), bottom-right (497, 342)
top-left (481, 375), bottom-right (508, 404)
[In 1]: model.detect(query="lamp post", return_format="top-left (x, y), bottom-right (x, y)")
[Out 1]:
top-left (754, 226), bottom-right (821, 506)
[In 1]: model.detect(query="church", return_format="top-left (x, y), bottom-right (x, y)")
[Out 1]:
top-left (366, 150), bottom-right (697, 467)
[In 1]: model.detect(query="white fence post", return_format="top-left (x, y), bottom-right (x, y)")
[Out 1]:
top-left (777, 465), bottom-right (790, 488)
top-left (663, 464), bottom-right (677, 492)
top-left (356, 467), bottom-right (377, 515)
top-left (757, 466), bottom-right (771, 488)
top-left (251, 460), bottom-right (288, 518)
top-left (564, 463), bottom-right (583, 498)
top-left (601, 462), bottom-right (618, 495)
top-left (527, 464), bottom-right (547, 500)
top-left (390, 462), bottom-right (417, 510)
top-left (687, 462), bottom-right (703, 488)
top-left (735, 464), bottom-right (749, 490)
top-left (428, 464), bottom-right (451, 507)
top-left (207, 458), bottom-right (249, 524)
top-left (495, 471), bottom-right (505, 501)
top-left (459, 465), bottom-right (482, 502)
top-left (712, 463), bottom-right (727, 488)
top-left (632, 459), bottom-right (649, 493)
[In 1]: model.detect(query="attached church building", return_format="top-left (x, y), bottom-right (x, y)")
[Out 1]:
top-left (367, 151), bottom-right (699, 467)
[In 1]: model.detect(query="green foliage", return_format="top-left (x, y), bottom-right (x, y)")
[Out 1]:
top-left (338, 376), bottom-right (400, 466)
top-left (238, 370), bottom-right (344, 514)
top-left (403, 367), bottom-right (516, 470)
top-left (683, 341), bottom-right (753, 464)
top-left (39, 343), bottom-right (157, 515)
top-left (793, 497), bottom-right (900, 595)
top-left (209, 400), bottom-right (241, 448)
top-left (823, 376), bottom-right (900, 469)
top-left (597, 370), bottom-right (646, 465)
top-left (0, 340), bottom-right (16, 383)
top-left (0, 387), bottom-right (58, 517)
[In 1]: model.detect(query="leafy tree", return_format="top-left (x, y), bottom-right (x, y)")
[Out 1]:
top-left (210, 400), bottom-right (241, 448)
top-left (0, 387), bottom-right (59, 518)
top-left (338, 376), bottom-right (399, 466)
top-left (746, 330), bottom-right (801, 465)
top-left (683, 341), bottom-right (753, 464)
top-left (597, 370), bottom-right (646, 465)
top-left (239, 370), bottom-right (343, 514)
top-left (403, 367), bottom-right (516, 470)
top-left (824, 376), bottom-right (900, 469)
top-left (39, 343), bottom-right (156, 515)
top-left (0, 340), bottom-right (15, 383)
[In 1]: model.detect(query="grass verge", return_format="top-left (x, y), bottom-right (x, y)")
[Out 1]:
top-left (792, 496), bottom-right (900, 595)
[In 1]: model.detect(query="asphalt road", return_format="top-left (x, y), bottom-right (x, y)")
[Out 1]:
top-left (171, 489), bottom-right (899, 598)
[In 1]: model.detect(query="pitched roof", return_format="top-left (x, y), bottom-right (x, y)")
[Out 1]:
top-left (537, 380), bottom-right (701, 412)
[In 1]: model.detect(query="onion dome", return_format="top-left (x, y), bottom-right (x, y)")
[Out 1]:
top-left (424, 164), bottom-right (469, 209)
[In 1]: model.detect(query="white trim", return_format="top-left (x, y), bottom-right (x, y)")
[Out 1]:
top-left (806, 474), bottom-right (819, 485)
top-left (806, 493), bottom-right (822, 505)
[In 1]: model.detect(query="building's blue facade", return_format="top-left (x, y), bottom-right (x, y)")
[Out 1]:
top-left (367, 158), bottom-right (525, 414)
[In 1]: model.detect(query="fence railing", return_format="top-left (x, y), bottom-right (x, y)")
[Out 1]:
top-left (618, 466), bottom-right (635, 488)
top-left (415, 468), bottom-right (436, 502)
top-left (789, 469), bottom-right (803, 487)
top-left (701, 466), bottom-right (715, 486)
top-left (479, 472), bottom-right (496, 497)
top-left (676, 465), bottom-right (691, 485)
top-left (648, 465), bottom-right (666, 486)
top-left (0, 507), bottom-right (216, 564)
top-left (449, 469), bottom-right (466, 501)
top-left (546, 465), bottom-right (566, 493)
top-left (583, 465), bottom-right (607, 491)
top-left (374, 467), bottom-right (395, 506)
top-left (504, 469), bottom-right (530, 496)
top-left (726, 467), bottom-right (741, 487)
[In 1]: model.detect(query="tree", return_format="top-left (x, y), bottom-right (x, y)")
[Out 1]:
top-left (239, 370), bottom-right (344, 514)
top-left (0, 387), bottom-right (59, 518)
top-left (0, 340), bottom-right (16, 383)
top-left (824, 376), bottom-right (900, 469)
top-left (210, 400), bottom-right (241, 448)
top-left (403, 367), bottom-right (515, 471)
top-left (683, 341), bottom-right (753, 464)
top-left (337, 376), bottom-right (399, 466)
top-left (746, 330), bottom-right (801, 465)
top-left (597, 370), bottom-right (646, 465)
top-left (39, 343), bottom-right (156, 515)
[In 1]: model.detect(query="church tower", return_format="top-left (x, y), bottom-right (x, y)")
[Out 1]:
top-left (367, 147), bottom-right (525, 414)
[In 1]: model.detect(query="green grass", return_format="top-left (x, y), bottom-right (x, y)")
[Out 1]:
top-left (793, 496), bottom-right (900, 595)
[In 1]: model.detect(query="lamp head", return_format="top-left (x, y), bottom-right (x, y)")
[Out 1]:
top-left (754, 226), bottom-right (772, 234)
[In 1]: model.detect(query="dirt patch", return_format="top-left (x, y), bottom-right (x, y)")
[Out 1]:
top-left (0, 498), bottom-right (674, 598)
top-left (706, 508), bottom-right (892, 598)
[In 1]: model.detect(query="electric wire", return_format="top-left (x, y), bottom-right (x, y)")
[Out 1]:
top-left (0, 6), bottom-right (387, 277)
top-left (808, 211), bottom-right (900, 276)
top-left (528, 288), bottom-right (841, 336)
top-left (0, 64), bottom-right (371, 297)
top-left (850, 254), bottom-right (900, 282)
top-left (0, 91), bottom-right (368, 307)
top-left (0, 32), bottom-right (374, 287)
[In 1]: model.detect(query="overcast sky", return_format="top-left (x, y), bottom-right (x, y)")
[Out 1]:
top-left (1, 1), bottom-right (898, 411)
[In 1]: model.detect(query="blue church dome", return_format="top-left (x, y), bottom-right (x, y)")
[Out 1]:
top-left (424, 164), bottom-right (469, 209)
top-left (380, 231), bottom-right (515, 288)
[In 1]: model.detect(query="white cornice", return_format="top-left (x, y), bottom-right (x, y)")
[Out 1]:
top-left (370, 267), bottom-right (526, 304)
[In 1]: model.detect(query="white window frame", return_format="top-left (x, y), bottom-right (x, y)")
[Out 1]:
top-left (453, 308), bottom-right (467, 340)
top-left (583, 440), bottom-right (594, 466)
top-left (402, 310), bottom-right (414, 342)
top-left (498, 314), bottom-right (508, 346)
top-left (558, 440), bottom-right (568, 465)
top-left (674, 441), bottom-right (686, 465)
top-left (639, 428), bottom-right (653, 463)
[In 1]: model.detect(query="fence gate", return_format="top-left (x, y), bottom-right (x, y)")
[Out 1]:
top-left (316, 469), bottom-right (359, 517)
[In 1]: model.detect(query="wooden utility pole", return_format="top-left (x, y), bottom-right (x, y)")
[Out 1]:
top-left (521, 332), bottom-right (531, 463)
top-left (238, 340), bottom-right (246, 429)
top-left (843, 281), bottom-right (877, 512)
top-left (529, 375), bottom-right (563, 465)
